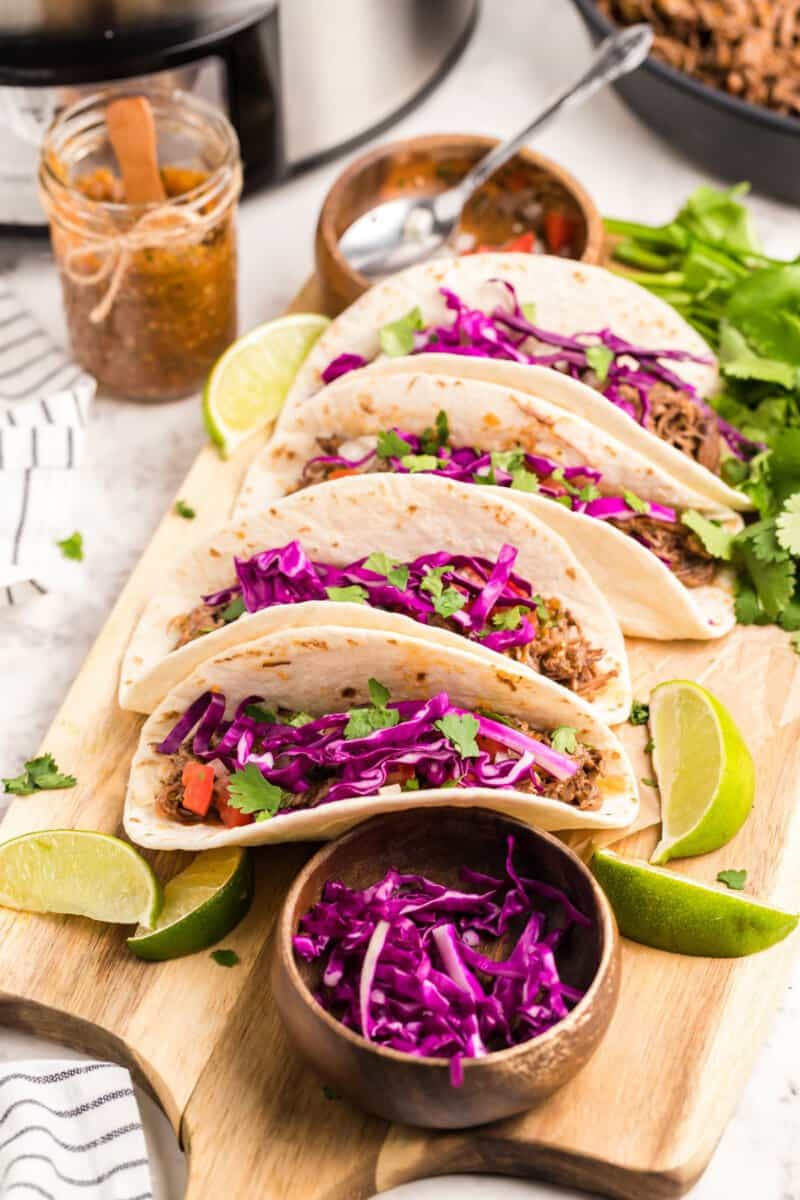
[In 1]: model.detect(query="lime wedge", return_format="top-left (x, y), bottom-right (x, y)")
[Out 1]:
top-left (0, 829), bottom-right (162, 926)
top-left (203, 313), bottom-right (330, 457)
top-left (592, 849), bottom-right (797, 957)
top-left (127, 847), bottom-right (252, 961)
top-left (648, 680), bottom-right (754, 865)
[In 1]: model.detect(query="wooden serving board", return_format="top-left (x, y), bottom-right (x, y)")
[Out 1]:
top-left (2, 278), bottom-right (800, 1200)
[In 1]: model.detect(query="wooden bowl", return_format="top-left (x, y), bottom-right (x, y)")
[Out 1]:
top-left (272, 807), bottom-right (620, 1129)
top-left (315, 133), bottom-right (604, 315)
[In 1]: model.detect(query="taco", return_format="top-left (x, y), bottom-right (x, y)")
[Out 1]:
top-left (237, 368), bottom-right (741, 640)
top-left (277, 253), bottom-right (753, 513)
top-left (123, 625), bottom-right (639, 851)
top-left (120, 474), bottom-right (630, 723)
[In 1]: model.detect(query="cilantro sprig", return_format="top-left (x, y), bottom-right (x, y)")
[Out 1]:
top-left (227, 764), bottom-right (283, 819)
top-left (3, 753), bottom-right (76, 796)
top-left (344, 678), bottom-right (400, 740)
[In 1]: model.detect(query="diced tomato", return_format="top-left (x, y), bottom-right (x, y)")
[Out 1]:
top-left (216, 784), bottom-right (253, 827)
top-left (544, 211), bottom-right (577, 254)
top-left (326, 468), bottom-right (357, 481)
top-left (504, 231), bottom-right (536, 254)
top-left (181, 761), bottom-right (215, 817)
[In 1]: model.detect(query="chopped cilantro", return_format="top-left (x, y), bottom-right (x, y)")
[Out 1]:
top-left (401, 776), bottom-right (420, 791)
top-left (682, 510), bottom-right (734, 560)
top-left (363, 552), bottom-right (409, 590)
top-left (376, 429), bottom-right (414, 459)
top-left (3, 753), bottom-right (76, 796)
top-left (175, 499), bottom-right (195, 519)
top-left (211, 949), bottom-right (239, 967)
top-left (585, 344), bottom-right (614, 385)
top-left (623, 490), bottom-right (649, 515)
top-left (791, 632), bottom-right (800, 654)
top-left (435, 713), bottom-right (480, 758)
top-left (344, 678), bottom-right (400, 739)
top-left (490, 605), bottom-right (529, 631)
top-left (243, 703), bottom-right (277, 724)
top-left (510, 466), bottom-right (540, 493)
top-left (288, 712), bottom-right (314, 727)
top-left (220, 596), bottom-right (246, 623)
top-left (227, 764), bottom-right (283, 817)
top-left (56, 531), bottom-right (83, 562)
top-left (644, 738), bottom-right (655, 754)
top-left (629, 700), bottom-right (650, 726)
top-left (400, 453), bottom-right (439, 473)
top-left (551, 725), bottom-right (578, 754)
top-left (531, 594), bottom-right (554, 625)
top-left (521, 301), bottom-right (537, 323)
top-left (322, 1084), bottom-right (341, 1100)
top-left (717, 868), bottom-right (747, 890)
top-left (640, 777), bottom-right (658, 789)
top-left (325, 584), bottom-right (368, 604)
top-left (379, 306), bottom-right (423, 357)
top-left (420, 410), bottom-right (450, 454)
top-left (490, 449), bottom-right (525, 474)
top-left (577, 483), bottom-right (602, 503)
top-left (420, 566), bottom-right (465, 619)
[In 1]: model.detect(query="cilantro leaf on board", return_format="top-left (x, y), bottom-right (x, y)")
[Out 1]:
top-left (640, 777), bottom-right (658, 789)
top-left (3, 753), bottom-right (76, 796)
top-left (211, 949), bottom-right (239, 967)
top-left (174, 499), bottom-right (196, 519)
top-left (227, 764), bottom-right (283, 817)
top-left (629, 700), bottom-right (650, 726)
top-left (717, 868), bottom-right (747, 891)
top-left (550, 726), bottom-right (578, 755)
top-left (435, 713), bottom-right (480, 759)
top-left (56, 531), bottom-right (83, 562)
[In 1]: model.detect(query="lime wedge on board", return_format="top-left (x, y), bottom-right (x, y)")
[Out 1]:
top-left (203, 313), bottom-right (329, 457)
top-left (592, 849), bottom-right (797, 958)
top-left (0, 829), bottom-right (162, 926)
top-left (648, 680), bottom-right (755, 865)
top-left (128, 847), bottom-right (253, 961)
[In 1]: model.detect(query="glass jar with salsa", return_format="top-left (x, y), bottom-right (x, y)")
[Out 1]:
top-left (39, 89), bottom-right (241, 401)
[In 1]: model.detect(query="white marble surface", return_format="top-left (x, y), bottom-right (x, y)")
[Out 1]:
top-left (1, 2), bottom-right (798, 1197)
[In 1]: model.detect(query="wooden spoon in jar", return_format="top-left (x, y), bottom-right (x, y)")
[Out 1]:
top-left (106, 96), bottom-right (166, 205)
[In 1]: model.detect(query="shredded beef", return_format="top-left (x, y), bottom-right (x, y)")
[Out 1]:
top-left (169, 601), bottom-right (228, 649)
top-left (506, 719), bottom-right (603, 811)
top-left (156, 750), bottom-right (208, 824)
top-left (506, 597), bottom-right (615, 698)
top-left (614, 514), bottom-right (718, 587)
top-left (597, 0), bottom-right (800, 119)
top-left (610, 379), bottom-right (721, 470)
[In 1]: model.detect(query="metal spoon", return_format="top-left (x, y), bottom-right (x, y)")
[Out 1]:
top-left (339, 24), bottom-right (653, 279)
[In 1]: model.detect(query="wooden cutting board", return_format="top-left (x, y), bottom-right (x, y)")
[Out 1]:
top-left (1, 277), bottom-right (799, 1200)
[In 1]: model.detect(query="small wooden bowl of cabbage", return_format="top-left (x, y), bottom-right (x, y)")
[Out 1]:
top-left (272, 807), bottom-right (619, 1129)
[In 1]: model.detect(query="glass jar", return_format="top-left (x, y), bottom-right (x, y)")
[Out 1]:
top-left (39, 89), bottom-right (241, 401)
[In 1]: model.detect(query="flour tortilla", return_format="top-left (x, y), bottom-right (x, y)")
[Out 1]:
top-left (124, 625), bottom-right (639, 852)
top-left (120, 473), bottom-right (630, 723)
top-left (237, 367), bottom-right (740, 640)
top-left (277, 252), bottom-right (748, 512)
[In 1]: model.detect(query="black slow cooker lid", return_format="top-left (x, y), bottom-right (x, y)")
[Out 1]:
top-left (0, 0), bottom-right (273, 86)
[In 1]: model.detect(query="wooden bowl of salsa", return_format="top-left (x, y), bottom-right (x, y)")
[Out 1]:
top-left (315, 133), bottom-right (603, 314)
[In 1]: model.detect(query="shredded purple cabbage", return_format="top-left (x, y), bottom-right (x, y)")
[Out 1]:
top-left (155, 689), bottom-right (579, 812)
top-left (294, 835), bottom-right (591, 1083)
top-left (302, 434), bottom-right (678, 526)
top-left (202, 541), bottom-right (538, 655)
top-left (320, 281), bottom-right (760, 461)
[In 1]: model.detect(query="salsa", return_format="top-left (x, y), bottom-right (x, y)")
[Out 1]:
top-left (382, 154), bottom-right (585, 258)
top-left (52, 164), bottom-right (237, 400)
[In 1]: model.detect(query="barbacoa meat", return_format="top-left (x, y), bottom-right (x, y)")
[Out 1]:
top-left (615, 514), bottom-right (718, 587)
top-left (169, 601), bottom-right (228, 649)
top-left (613, 379), bottom-right (722, 470)
top-left (597, 0), bottom-right (800, 119)
top-left (506, 596), bottom-right (615, 699)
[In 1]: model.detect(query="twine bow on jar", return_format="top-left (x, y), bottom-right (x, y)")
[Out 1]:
top-left (44, 162), bottom-right (242, 325)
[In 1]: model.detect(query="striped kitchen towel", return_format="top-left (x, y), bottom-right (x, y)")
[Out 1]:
top-left (0, 277), bottom-right (96, 606)
top-left (0, 1060), bottom-right (154, 1199)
